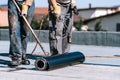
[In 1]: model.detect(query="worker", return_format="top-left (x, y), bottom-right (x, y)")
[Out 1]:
top-left (48, 0), bottom-right (78, 55)
top-left (8, 0), bottom-right (35, 66)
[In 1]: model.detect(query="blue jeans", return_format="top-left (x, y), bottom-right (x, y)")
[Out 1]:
top-left (8, 0), bottom-right (35, 58)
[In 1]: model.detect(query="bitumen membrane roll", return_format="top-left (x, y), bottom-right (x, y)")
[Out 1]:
top-left (35, 51), bottom-right (85, 71)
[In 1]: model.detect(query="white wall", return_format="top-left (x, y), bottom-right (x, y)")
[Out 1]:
top-left (87, 13), bottom-right (120, 31)
top-left (79, 9), bottom-right (115, 19)
top-left (92, 9), bottom-right (115, 18)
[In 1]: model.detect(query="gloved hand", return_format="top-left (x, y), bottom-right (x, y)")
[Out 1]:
top-left (71, 0), bottom-right (78, 15)
top-left (21, 2), bottom-right (29, 16)
top-left (71, 0), bottom-right (76, 9)
top-left (53, 5), bottom-right (61, 18)
top-left (73, 6), bottom-right (79, 15)
top-left (25, 0), bottom-right (33, 6)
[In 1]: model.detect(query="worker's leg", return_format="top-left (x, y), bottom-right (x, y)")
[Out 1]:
top-left (8, 0), bottom-right (23, 66)
top-left (21, 1), bottom-right (35, 64)
top-left (49, 12), bottom-right (64, 55)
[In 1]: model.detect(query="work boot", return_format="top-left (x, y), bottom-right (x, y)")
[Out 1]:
top-left (8, 56), bottom-right (21, 67)
top-left (21, 54), bottom-right (30, 65)
top-left (68, 36), bottom-right (72, 43)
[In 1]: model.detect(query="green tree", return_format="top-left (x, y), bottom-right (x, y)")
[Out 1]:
top-left (31, 15), bottom-right (40, 30)
top-left (74, 19), bottom-right (83, 31)
top-left (31, 14), bottom-right (49, 30)
top-left (94, 21), bottom-right (102, 31)
top-left (94, 20), bottom-right (107, 31)
top-left (41, 15), bottom-right (49, 30)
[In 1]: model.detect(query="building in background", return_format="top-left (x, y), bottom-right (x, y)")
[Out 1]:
top-left (78, 6), bottom-right (120, 20)
top-left (1, 5), bottom-right (120, 31)
top-left (0, 6), bottom-right (79, 29)
top-left (78, 6), bottom-right (120, 31)
top-left (82, 11), bottom-right (120, 31)
top-left (0, 6), bottom-right (48, 28)
top-left (0, 6), bottom-right (8, 27)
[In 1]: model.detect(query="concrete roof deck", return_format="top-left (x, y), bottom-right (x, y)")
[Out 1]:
top-left (0, 41), bottom-right (120, 80)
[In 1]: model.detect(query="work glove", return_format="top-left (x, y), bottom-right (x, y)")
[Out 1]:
top-left (71, 0), bottom-right (78, 15)
top-left (73, 6), bottom-right (79, 15)
top-left (71, 0), bottom-right (76, 9)
top-left (25, 0), bottom-right (33, 6)
top-left (21, 2), bottom-right (29, 16)
top-left (53, 5), bottom-right (61, 19)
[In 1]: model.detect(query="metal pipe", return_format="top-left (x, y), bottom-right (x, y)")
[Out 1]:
top-left (35, 51), bottom-right (85, 71)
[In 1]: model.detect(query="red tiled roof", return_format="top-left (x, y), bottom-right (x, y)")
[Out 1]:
top-left (34, 7), bottom-right (48, 15)
top-left (0, 6), bottom-right (49, 27)
top-left (0, 6), bottom-right (48, 15)
top-left (74, 14), bottom-right (80, 22)
top-left (0, 6), bottom-right (79, 27)
top-left (0, 6), bottom-right (8, 11)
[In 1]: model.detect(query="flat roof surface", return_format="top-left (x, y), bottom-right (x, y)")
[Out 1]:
top-left (0, 41), bottom-right (120, 80)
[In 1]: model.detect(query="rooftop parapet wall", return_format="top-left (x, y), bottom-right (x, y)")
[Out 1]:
top-left (0, 29), bottom-right (120, 47)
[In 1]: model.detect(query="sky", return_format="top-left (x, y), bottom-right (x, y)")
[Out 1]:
top-left (0, 0), bottom-right (120, 8)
